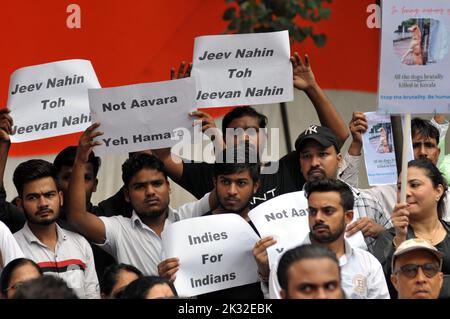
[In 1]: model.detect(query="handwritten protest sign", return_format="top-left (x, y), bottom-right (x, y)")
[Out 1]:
top-left (378, 0), bottom-right (450, 114)
top-left (362, 112), bottom-right (398, 186)
top-left (88, 77), bottom-right (195, 156)
top-left (161, 214), bottom-right (259, 297)
top-left (192, 30), bottom-right (293, 107)
top-left (8, 60), bottom-right (100, 143)
top-left (249, 191), bottom-right (367, 269)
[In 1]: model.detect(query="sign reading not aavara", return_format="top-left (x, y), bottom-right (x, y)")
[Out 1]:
top-left (191, 30), bottom-right (293, 108)
top-left (8, 59), bottom-right (101, 143)
top-left (161, 214), bottom-right (259, 297)
top-left (88, 77), bottom-right (196, 156)
top-left (249, 191), bottom-right (368, 269)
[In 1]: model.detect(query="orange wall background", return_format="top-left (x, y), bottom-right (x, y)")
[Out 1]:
top-left (0, 0), bottom-right (380, 156)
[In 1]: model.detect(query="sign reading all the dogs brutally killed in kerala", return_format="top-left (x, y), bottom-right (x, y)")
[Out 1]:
top-left (161, 214), bottom-right (259, 297)
top-left (249, 191), bottom-right (367, 269)
top-left (8, 60), bottom-right (101, 143)
top-left (378, 0), bottom-right (450, 114)
top-left (192, 31), bottom-right (293, 108)
top-left (88, 77), bottom-right (195, 156)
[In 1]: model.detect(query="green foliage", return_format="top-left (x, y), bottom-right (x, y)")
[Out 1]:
top-left (223, 0), bottom-right (332, 47)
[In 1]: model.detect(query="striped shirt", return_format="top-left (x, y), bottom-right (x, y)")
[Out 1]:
top-left (14, 223), bottom-right (99, 299)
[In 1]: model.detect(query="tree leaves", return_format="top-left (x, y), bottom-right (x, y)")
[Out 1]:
top-left (223, 0), bottom-right (332, 47)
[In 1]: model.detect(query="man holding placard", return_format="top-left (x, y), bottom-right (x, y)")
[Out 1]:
top-left (158, 145), bottom-right (264, 298)
top-left (267, 179), bottom-right (389, 299)
top-left (156, 51), bottom-right (351, 210)
top-left (65, 124), bottom-right (214, 276)
top-left (252, 125), bottom-right (389, 291)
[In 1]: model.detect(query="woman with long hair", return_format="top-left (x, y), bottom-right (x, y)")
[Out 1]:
top-left (373, 159), bottom-right (450, 298)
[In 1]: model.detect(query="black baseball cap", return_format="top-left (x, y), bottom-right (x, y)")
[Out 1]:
top-left (295, 125), bottom-right (340, 153)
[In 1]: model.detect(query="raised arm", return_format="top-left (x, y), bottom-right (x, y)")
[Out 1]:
top-left (154, 62), bottom-right (224, 183)
top-left (0, 108), bottom-right (12, 190)
top-left (67, 123), bottom-right (106, 244)
top-left (291, 52), bottom-right (349, 145)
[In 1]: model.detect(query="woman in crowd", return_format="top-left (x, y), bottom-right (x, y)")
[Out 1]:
top-left (1, 258), bottom-right (42, 299)
top-left (373, 158), bottom-right (450, 298)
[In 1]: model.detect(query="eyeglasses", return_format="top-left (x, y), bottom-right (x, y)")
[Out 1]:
top-left (395, 263), bottom-right (441, 279)
top-left (5, 281), bottom-right (24, 292)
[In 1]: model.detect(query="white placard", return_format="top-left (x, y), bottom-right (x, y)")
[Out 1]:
top-left (88, 77), bottom-right (196, 156)
top-left (8, 59), bottom-right (100, 143)
top-left (362, 112), bottom-right (398, 186)
top-left (378, 0), bottom-right (450, 114)
top-left (192, 30), bottom-right (293, 107)
top-left (161, 214), bottom-right (259, 297)
top-left (249, 191), bottom-right (367, 269)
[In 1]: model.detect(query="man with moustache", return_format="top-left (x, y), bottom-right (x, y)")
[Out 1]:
top-left (265, 178), bottom-right (390, 299)
top-left (390, 238), bottom-right (444, 299)
top-left (253, 126), bottom-right (389, 294)
top-left (65, 123), bottom-right (213, 276)
top-left (158, 145), bottom-right (264, 298)
top-left (12, 159), bottom-right (99, 299)
top-left (277, 244), bottom-right (345, 299)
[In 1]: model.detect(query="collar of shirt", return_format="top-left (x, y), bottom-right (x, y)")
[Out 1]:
top-left (130, 207), bottom-right (179, 230)
top-left (22, 222), bottom-right (67, 247)
top-left (301, 233), bottom-right (353, 267)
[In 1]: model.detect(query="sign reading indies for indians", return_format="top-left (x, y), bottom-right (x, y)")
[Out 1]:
top-left (378, 0), bottom-right (450, 114)
top-left (161, 214), bottom-right (259, 297)
top-left (88, 77), bottom-right (195, 156)
top-left (8, 60), bottom-right (100, 143)
top-left (192, 30), bottom-right (293, 107)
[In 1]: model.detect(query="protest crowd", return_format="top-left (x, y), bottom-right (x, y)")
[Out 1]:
top-left (1, 21), bottom-right (450, 301)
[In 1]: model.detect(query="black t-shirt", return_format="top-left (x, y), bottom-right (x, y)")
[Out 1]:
top-left (0, 186), bottom-right (26, 233)
top-left (179, 151), bottom-right (305, 209)
top-left (96, 187), bottom-right (133, 218)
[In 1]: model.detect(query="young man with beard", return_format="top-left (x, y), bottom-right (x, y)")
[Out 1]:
top-left (265, 178), bottom-right (389, 299)
top-left (12, 159), bottom-right (100, 299)
top-left (252, 126), bottom-right (390, 290)
top-left (158, 146), bottom-right (264, 298)
top-left (65, 123), bottom-right (213, 276)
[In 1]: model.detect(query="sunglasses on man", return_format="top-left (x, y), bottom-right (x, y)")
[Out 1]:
top-left (394, 263), bottom-right (441, 279)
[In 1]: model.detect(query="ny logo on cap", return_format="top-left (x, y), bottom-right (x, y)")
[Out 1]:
top-left (305, 125), bottom-right (318, 135)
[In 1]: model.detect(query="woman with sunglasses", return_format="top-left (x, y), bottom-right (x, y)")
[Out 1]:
top-left (373, 158), bottom-right (450, 298)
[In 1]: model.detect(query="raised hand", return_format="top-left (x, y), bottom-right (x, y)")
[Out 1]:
top-left (291, 52), bottom-right (317, 91)
top-left (349, 112), bottom-right (368, 145)
top-left (170, 61), bottom-right (192, 80)
top-left (0, 108), bottom-right (13, 143)
top-left (391, 202), bottom-right (410, 246)
top-left (76, 122), bottom-right (103, 163)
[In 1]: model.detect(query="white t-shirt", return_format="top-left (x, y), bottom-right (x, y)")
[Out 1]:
top-left (0, 220), bottom-right (24, 269)
top-left (97, 192), bottom-right (211, 276)
top-left (268, 235), bottom-right (390, 299)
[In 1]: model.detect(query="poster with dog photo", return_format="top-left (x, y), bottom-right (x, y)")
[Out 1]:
top-left (378, 0), bottom-right (450, 114)
top-left (362, 112), bottom-right (398, 186)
